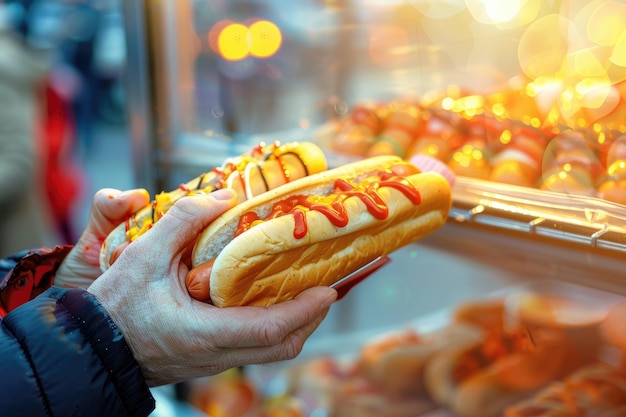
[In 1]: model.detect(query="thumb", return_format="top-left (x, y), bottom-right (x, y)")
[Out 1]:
top-left (145, 189), bottom-right (237, 257)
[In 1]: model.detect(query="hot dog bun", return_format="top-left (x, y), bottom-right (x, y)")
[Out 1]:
top-left (99, 141), bottom-right (327, 271)
top-left (191, 155), bottom-right (452, 307)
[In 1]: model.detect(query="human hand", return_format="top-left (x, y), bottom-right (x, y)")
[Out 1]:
top-left (88, 189), bottom-right (338, 386)
top-left (55, 188), bottom-right (150, 288)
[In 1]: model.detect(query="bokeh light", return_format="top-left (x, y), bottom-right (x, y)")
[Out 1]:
top-left (248, 20), bottom-right (282, 58)
top-left (208, 20), bottom-right (234, 54)
top-left (409, 0), bottom-right (466, 19)
top-left (611, 30), bottom-right (626, 67)
top-left (572, 49), bottom-right (607, 79)
top-left (463, 0), bottom-right (541, 28)
top-left (210, 19), bottom-right (282, 61)
top-left (466, 0), bottom-right (521, 24)
top-left (586, 0), bottom-right (626, 47)
top-left (217, 23), bottom-right (249, 61)
top-left (518, 14), bottom-right (573, 80)
top-left (201, 1), bottom-right (626, 130)
top-left (405, 0), bottom-right (626, 127)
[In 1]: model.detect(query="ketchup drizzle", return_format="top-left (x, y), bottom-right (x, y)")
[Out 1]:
top-left (235, 172), bottom-right (421, 239)
top-left (293, 209), bottom-right (307, 239)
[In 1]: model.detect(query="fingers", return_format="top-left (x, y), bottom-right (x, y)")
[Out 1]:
top-left (69, 189), bottom-right (150, 269)
top-left (202, 287), bottom-right (337, 370)
top-left (145, 189), bottom-right (237, 258)
top-left (212, 312), bottom-right (329, 372)
top-left (211, 286), bottom-right (338, 349)
top-left (86, 188), bottom-right (151, 238)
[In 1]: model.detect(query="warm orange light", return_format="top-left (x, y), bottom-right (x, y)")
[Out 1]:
top-left (248, 20), bottom-right (282, 58)
top-left (499, 129), bottom-right (512, 145)
top-left (611, 30), bottom-right (626, 67)
top-left (208, 20), bottom-right (234, 54)
top-left (573, 49), bottom-right (607, 78)
top-left (218, 23), bottom-right (249, 61)
top-left (587, 1), bottom-right (626, 47)
top-left (412, 0), bottom-right (465, 19)
top-left (492, 102), bottom-right (506, 117)
top-left (441, 97), bottom-right (455, 110)
top-left (454, 95), bottom-right (484, 114)
top-left (580, 82), bottom-right (621, 122)
top-left (576, 78), bottom-right (613, 108)
top-left (466, 0), bottom-right (521, 24)
top-left (213, 20), bottom-right (282, 61)
top-left (465, 0), bottom-right (540, 28)
top-left (518, 15), bottom-right (573, 80)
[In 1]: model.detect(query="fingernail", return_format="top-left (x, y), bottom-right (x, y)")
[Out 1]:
top-left (118, 188), bottom-right (150, 200)
top-left (211, 188), bottom-right (236, 201)
top-left (322, 288), bottom-right (338, 308)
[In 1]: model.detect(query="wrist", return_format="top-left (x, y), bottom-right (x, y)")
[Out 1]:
top-left (49, 287), bottom-right (155, 416)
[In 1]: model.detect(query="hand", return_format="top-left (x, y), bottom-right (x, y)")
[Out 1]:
top-left (55, 188), bottom-right (150, 288)
top-left (88, 189), bottom-right (337, 386)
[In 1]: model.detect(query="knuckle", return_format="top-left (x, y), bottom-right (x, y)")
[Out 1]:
top-left (169, 196), bottom-right (221, 231)
top-left (258, 320), bottom-right (286, 346)
top-left (280, 335), bottom-right (305, 360)
top-left (256, 319), bottom-right (305, 362)
top-left (169, 197), bottom-right (198, 220)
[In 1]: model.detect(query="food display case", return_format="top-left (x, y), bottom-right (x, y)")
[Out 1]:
top-left (121, 1), bottom-right (626, 416)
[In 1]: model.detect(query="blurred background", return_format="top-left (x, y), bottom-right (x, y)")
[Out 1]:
top-left (0, 0), bottom-right (133, 249)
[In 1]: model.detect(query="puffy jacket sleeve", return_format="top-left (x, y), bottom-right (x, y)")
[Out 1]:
top-left (0, 286), bottom-right (156, 417)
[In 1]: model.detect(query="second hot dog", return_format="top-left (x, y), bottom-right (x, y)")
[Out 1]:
top-left (100, 141), bottom-right (328, 271)
top-left (424, 296), bottom-right (605, 417)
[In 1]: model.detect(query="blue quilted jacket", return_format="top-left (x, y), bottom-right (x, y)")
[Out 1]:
top-left (0, 246), bottom-right (155, 416)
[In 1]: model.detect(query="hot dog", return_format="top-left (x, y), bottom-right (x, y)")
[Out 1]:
top-left (351, 324), bottom-right (485, 399)
top-left (423, 296), bottom-right (603, 417)
top-left (283, 327), bottom-right (480, 417)
top-left (504, 362), bottom-right (626, 416)
top-left (99, 141), bottom-right (328, 271)
top-left (188, 155), bottom-right (452, 307)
